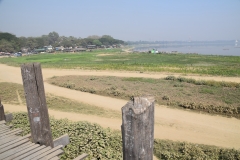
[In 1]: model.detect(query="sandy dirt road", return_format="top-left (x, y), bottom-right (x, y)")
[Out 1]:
top-left (1, 63), bottom-right (240, 149)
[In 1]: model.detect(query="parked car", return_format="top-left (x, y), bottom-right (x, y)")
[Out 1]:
top-left (14, 52), bottom-right (22, 57)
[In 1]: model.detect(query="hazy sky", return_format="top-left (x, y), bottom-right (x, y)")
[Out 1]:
top-left (0, 0), bottom-right (239, 41)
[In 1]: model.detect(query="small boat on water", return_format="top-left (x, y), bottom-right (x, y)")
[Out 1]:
top-left (235, 40), bottom-right (239, 48)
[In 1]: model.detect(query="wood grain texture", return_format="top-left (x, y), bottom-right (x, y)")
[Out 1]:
top-left (53, 134), bottom-right (70, 148)
top-left (121, 96), bottom-right (155, 160)
top-left (73, 153), bottom-right (89, 160)
top-left (5, 113), bottom-right (13, 122)
top-left (0, 100), bottom-right (6, 121)
top-left (21, 63), bottom-right (53, 147)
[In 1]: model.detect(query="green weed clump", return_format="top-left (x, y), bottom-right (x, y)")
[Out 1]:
top-left (165, 76), bottom-right (240, 88)
top-left (154, 139), bottom-right (240, 160)
top-left (179, 102), bottom-right (239, 118)
top-left (61, 82), bottom-right (75, 89)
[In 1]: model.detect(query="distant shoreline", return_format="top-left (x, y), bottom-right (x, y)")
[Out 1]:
top-left (132, 44), bottom-right (240, 56)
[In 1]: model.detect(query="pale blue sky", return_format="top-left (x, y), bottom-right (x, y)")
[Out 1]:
top-left (0, 0), bottom-right (239, 41)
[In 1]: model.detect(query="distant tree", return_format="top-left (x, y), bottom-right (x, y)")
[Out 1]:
top-left (79, 39), bottom-right (87, 47)
top-left (26, 37), bottom-right (38, 50)
top-left (99, 35), bottom-right (114, 45)
top-left (60, 36), bottom-right (73, 48)
top-left (19, 36), bottom-right (27, 48)
top-left (48, 31), bottom-right (59, 46)
top-left (101, 35), bottom-right (113, 39)
top-left (0, 32), bottom-right (125, 51)
top-left (92, 39), bottom-right (102, 46)
top-left (83, 38), bottom-right (94, 45)
top-left (87, 35), bottom-right (100, 39)
top-left (0, 32), bottom-right (18, 41)
top-left (0, 32), bottom-right (21, 52)
top-left (0, 39), bottom-right (15, 52)
top-left (41, 35), bottom-right (50, 46)
top-left (75, 38), bottom-right (84, 47)
top-left (35, 35), bottom-right (49, 48)
top-left (113, 39), bottom-right (125, 45)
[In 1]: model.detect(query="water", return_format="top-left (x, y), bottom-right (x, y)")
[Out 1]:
top-left (133, 44), bottom-right (240, 56)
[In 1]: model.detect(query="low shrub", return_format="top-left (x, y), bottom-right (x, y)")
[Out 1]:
top-left (179, 102), bottom-right (239, 116)
top-left (154, 139), bottom-right (240, 160)
top-left (162, 95), bottom-right (170, 101)
top-left (165, 76), bottom-right (240, 88)
top-left (165, 76), bottom-right (176, 81)
top-left (62, 82), bottom-right (75, 89)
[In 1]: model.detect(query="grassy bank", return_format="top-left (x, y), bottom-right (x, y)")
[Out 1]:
top-left (8, 112), bottom-right (240, 160)
top-left (47, 75), bottom-right (240, 119)
top-left (0, 50), bottom-right (240, 76)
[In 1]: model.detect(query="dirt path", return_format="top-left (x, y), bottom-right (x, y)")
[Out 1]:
top-left (1, 63), bottom-right (240, 149)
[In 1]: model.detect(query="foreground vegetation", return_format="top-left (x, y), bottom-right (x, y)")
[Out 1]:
top-left (8, 113), bottom-right (122, 160)
top-left (2, 82), bottom-right (240, 159)
top-left (8, 112), bottom-right (240, 160)
top-left (47, 75), bottom-right (240, 119)
top-left (1, 50), bottom-right (240, 76)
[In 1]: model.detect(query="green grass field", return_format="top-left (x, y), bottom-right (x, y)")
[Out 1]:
top-left (0, 49), bottom-right (240, 76)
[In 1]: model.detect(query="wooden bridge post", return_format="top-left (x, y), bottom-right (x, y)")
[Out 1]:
top-left (0, 99), bottom-right (6, 121)
top-left (121, 96), bottom-right (155, 160)
top-left (21, 63), bottom-right (53, 147)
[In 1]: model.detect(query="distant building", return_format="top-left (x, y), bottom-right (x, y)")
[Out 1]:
top-left (34, 48), bottom-right (46, 53)
top-left (44, 45), bottom-right (53, 52)
top-left (34, 45), bottom-right (53, 53)
top-left (74, 48), bottom-right (87, 52)
top-left (21, 47), bottom-right (29, 53)
top-left (86, 45), bottom-right (96, 49)
top-left (55, 46), bottom-right (64, 51)
top-left (64, 48), bottom-right (74, 52)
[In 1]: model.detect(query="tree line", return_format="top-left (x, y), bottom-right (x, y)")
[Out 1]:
top-left (0, 31), bottom-right (125, 53)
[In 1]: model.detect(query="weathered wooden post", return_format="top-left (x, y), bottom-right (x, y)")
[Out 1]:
top-left (21, 63), bottom-right (53, 147)
top-left (121, 96), bottom-right (155, 160)
top-left (0, 99), bottom-right (6, 121)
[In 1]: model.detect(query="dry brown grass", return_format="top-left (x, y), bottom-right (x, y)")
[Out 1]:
top-left (47, 75), bottom-right (240, 118)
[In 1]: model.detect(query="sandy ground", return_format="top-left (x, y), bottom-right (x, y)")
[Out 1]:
top-left (1, 63), bottom-right (240, 149)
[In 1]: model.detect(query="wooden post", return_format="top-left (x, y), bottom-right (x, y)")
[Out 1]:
top-left (121, 96), bottom-right (155, 160)
top-left (0, 99), bottom-right (6, 121)
top-left (21, 63), bottom-right (53, 147)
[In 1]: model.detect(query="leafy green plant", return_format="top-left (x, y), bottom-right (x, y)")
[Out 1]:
top-left (8, 113), bottom-right (240, 160)
top-left (179, 102), bottom-right (239, 117)
top-left (154, 139), bottom-right (240, 160)
top-left (165, 76), bottom-right (240, 88)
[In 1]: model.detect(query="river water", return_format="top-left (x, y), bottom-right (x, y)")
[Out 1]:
top-left (133, 44), bottom-right (240, 56)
